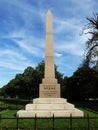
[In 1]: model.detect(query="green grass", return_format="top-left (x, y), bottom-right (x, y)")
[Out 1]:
top-left (80, 108), bottom-right (98, 117)
top-left (1, 110), bottom-right (17, 118)
top-left (0, 108), bottom-right (98, 129)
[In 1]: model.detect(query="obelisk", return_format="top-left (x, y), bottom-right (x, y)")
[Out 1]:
top-left (17, 10), bottom-right (84, 118)
top-left (39, 10), bottom-right (60, 98)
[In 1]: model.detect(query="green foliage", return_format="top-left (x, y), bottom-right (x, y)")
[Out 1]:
top-left (1, 61), bottom-right (64, 99)
top-left (63, 65), bottom-right (98, 101)
top-left (1, 59), bottom-right (98, 101)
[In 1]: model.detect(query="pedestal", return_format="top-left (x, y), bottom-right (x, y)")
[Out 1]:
top-left (17, 98), bottom-right (84, 117)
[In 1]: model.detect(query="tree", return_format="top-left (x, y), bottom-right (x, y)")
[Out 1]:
top-left (83, 13), bottom-right (98, 69)
top-left (23, 66), bottom-right (35, 77)
top-left (1, 61), bottom-right (64, 99)
top-left (61, 76), bottom-right (69, 98)
top-left (64, 65), bottom-right (98, 101)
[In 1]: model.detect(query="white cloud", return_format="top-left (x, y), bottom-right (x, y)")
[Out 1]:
top-left (2, 28), bottom-right (45, 57)
top-left (53, 19), bottom-right (86, 57)
top-left (12, 37), bottom-right (45, 57)
top-left (15, 40), bottom-right (41, 56)
top-left (0, 46), bottom-right (34, 71)
top-left (54, 18), bottom-right (82, 34)
top-left (55, 36), bottom-right (86, 57)
top-left (0, 49), bottom-right (26, 60)
top-left (55, 53), bottom-right (62, 57)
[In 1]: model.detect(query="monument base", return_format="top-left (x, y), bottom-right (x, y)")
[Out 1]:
top-left (17, 98), bottom-right (84, 117)
top-left (39, 83), bottom-right (60, 98)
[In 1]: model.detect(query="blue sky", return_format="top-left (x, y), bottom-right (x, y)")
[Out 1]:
top-left (0, 0), bottom-right (98, 87)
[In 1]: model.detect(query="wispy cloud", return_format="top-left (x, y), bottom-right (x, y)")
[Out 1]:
top-left (54, 18), bottom-right (82, 34)
top-left (53, 20), bottom-right (86, 57)
top-left (8, 30), bottom-right (45, 56)
top-left (0, 48), bottom-right (33, 70)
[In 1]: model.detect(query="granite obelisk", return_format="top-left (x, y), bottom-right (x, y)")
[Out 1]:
top-left (17, 10), bottom-right (84, 118)
top-left (39, 10), bottom-right (60, 98)
top-left (45, 10), bottom-right (55, 79)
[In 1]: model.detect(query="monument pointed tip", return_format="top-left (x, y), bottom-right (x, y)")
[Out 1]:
top-left (47, 10), bottom-right (52, 15)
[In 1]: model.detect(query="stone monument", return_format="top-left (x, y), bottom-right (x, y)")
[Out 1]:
top-left (39, 10), bottom-right (60, 98)
top-left (17, 10), bottom-right (84, 117)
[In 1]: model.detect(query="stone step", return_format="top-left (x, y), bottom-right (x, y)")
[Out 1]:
top-left (17, 98), bottom-right (84, 118)
top-left (17, 109), bottom-right (84, 118)
top-left (26, 103), bottom-right (74, 110)
top-left (33, 98), bottom-right (67, 104)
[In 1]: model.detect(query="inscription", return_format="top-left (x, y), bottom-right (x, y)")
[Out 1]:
top-left (39, 84), bottom-right (60, 98)
top-left (42, 85), bottom-right (57, 97)
top-left (43, 85), bottom-right (56, 90)
top-left (42, 91), bottom-right (57, 97)
top-left (43, 91), bottom-right (57, 94)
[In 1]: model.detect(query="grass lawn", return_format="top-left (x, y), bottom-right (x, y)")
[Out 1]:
top-left (0, 108), bottom-right (98, 129)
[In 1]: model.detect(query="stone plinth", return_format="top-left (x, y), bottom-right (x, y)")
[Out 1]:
top-left (17, 98), bottom-right (84, 117)
top-left (39, 84), bottom-right (60, 98)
